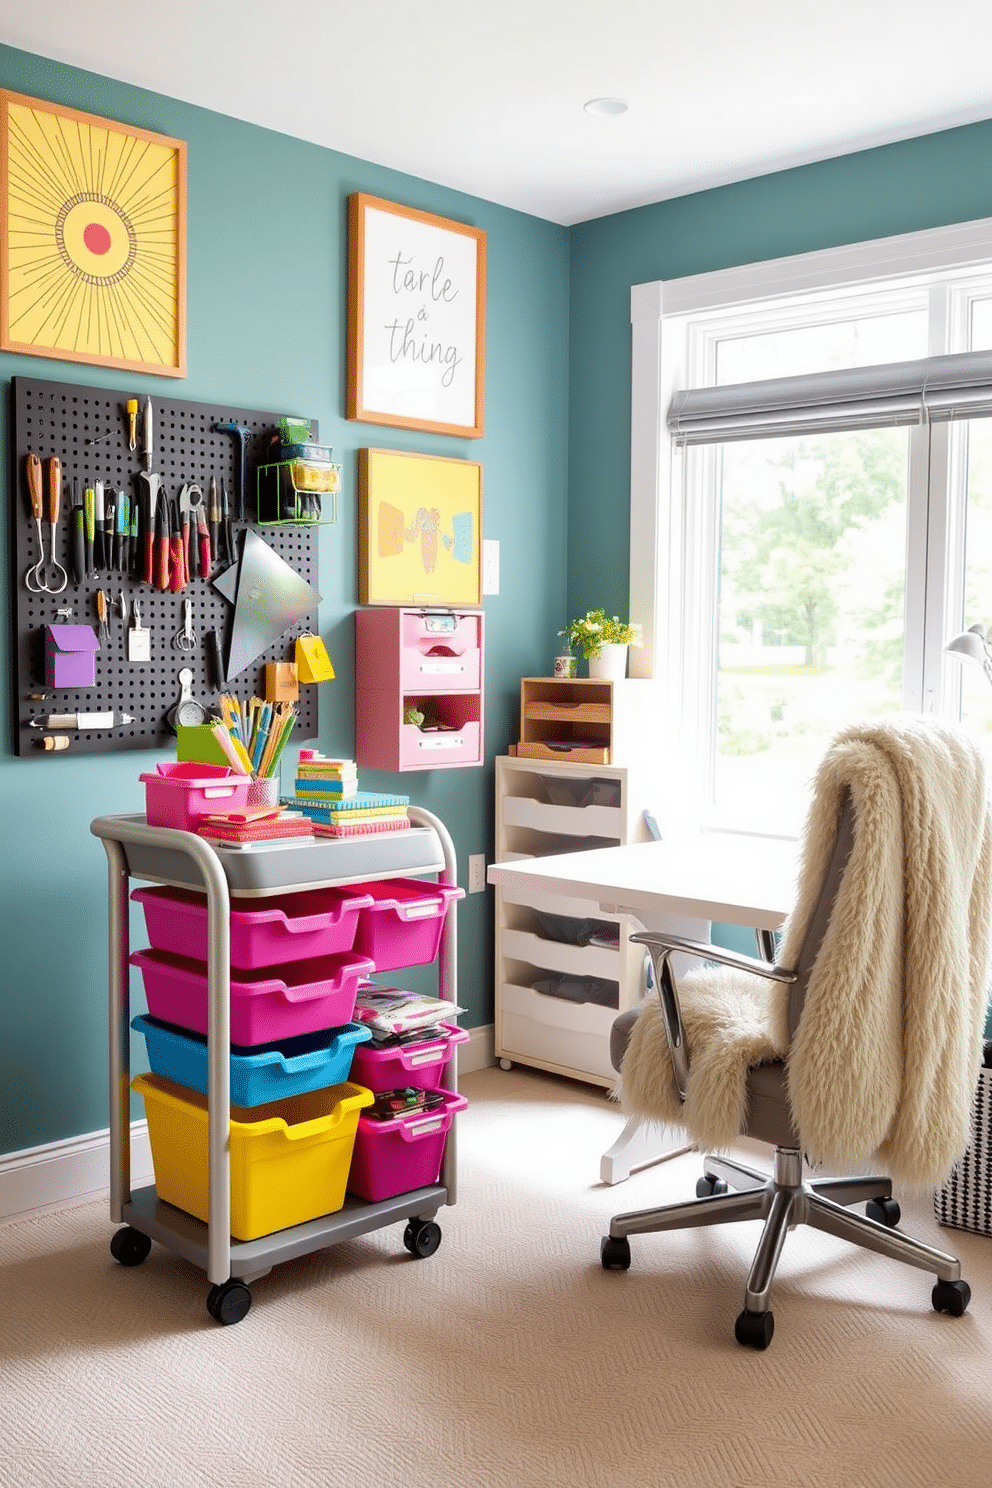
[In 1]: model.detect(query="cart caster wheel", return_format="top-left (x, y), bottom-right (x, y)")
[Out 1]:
top-left (735, 1308), bottom-right (774, 1349)
top-left (206, 1280), bottom-right (252, 1325)
top-left (110, 1226), bottom-right (152, 1267)
top-left (403, 1219), bottom-right (442, 1258)
top-left (932, 1278), bottom-right (970, 1317)
top-left (866, 1196), bottom-right (901, 1227)
top-left (697, 1175), bottom-right (729, 1198)
top-left (601, 1234), bottom-right (631, 1270)
top-left (498, 1059), bottom-right (513, 1071)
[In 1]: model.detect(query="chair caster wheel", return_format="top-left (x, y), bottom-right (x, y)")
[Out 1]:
top-left (696, 1175), bottom-right (729, 1198)
top-left (110, 1226), bottom-right (152, 1267)
top-left (601, 1234), bottom-right (631, 1270)
top-left (932, 1278), bottom-right (970, 1316)
top-left (735, 1308), bottom-right (774, 1349)
top-left (404, 1219), bottom-right (442, 1258)
top-left (866, 1196), bottom-right (901, 1227)
top-left (498, 1059), bottom-right (513, 1071)
top-left (206, 1280), bottom-right (252, 1325)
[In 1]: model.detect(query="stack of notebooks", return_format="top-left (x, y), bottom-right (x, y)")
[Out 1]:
top-left (293, 755), bottom-right (411, 837)
top-left (195, 802), bottom-right (314, 846)
top-left (296, 755), bottom-right (359, 800)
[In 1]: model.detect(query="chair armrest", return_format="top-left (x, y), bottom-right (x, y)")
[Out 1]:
top-left (630, 931), bottom-right (796, 984)
top-left (627, 932), bottom-right (796, 1103)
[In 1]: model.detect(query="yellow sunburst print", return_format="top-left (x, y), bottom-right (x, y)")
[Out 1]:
top-left (1, 92), bottom-right (186, 375)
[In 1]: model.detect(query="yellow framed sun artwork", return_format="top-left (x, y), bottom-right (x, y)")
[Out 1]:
top-left (0, 90), bottom-right (187, 376)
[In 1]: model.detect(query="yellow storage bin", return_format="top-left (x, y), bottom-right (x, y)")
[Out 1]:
top-left (291, 460), bottom-right (340, 493)
top-left (133, 1073), bottom-right (373, 1241)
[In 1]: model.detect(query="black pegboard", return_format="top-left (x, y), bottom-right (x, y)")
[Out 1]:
top-left (8, 376), bottom-right (320, 757)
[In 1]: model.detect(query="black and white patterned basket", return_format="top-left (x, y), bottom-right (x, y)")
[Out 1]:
top-left (935, 1065), bottom-right (992, 1236)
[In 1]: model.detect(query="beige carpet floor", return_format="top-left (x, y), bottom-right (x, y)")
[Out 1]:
top-left (2, 1064), bottom-right (992, 1488)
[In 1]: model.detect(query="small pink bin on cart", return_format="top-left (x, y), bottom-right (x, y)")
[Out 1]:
top-left (139, 762), bottom-right (252, 832)
top-left (348, 1090), bottom-right (468, 1202)
top-left (352, 878), bottom-right (464, 970)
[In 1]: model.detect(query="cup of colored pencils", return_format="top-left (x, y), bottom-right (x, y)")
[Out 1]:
top-left (212, 694), bottom-right (297, 786)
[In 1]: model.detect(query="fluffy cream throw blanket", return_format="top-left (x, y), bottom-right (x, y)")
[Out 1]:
top-left (618, 718), bottom-right (992, 1186)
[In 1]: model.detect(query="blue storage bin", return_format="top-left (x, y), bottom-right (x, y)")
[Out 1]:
top-left (132, 1014), bottom-right (372, 1107)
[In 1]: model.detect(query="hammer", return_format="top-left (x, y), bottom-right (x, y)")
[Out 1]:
top-left (213, 421), bottom-right (252, 521)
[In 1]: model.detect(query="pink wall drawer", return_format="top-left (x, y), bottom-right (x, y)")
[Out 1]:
top-left (355, 607), bottom-right (485, 772)
top-left (399, 613), bottom-right (481, 690)
top-left (400, 719), bottom-right (481, 769)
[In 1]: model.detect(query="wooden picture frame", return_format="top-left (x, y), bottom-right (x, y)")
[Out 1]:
top-left (348, 193), bottom-right (486, 439)
top-left (358, 447), bottom-right (482, 606)
top-left (0, 90), bottom-right (187, 377)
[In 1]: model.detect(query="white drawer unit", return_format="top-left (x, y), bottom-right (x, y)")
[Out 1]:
top-left (494, 746), bottom-right (662, 1087)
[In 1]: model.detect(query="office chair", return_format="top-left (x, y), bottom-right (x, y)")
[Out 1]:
top-left (602, 719), bottom-right (992, 1349)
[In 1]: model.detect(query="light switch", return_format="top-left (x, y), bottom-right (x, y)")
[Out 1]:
top-left (482, 539), bottom-right (500, 595)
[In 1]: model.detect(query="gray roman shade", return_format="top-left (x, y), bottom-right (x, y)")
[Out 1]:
top-left (667, 349), bottom-right (992, 445)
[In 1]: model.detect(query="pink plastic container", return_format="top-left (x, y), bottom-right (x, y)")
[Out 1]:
top-left (349, 1023), bottom-right (469, 1093)
top-left (132, 884), bottom-right (375, 969)
top-left (352, 879), bottom-right (464, 971)
top-left (347, 1090), bottom-right (467, 1201)
top-left (140, 762), bottom-right (252, 831)
top-left (130, 948), bottom-right (376, 1046)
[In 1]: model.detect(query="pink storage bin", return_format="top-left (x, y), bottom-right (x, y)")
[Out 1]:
top-left (140, 762), bottom-right (251, 831)
top-left (352, 878), bottom-right (465, 971)
top-left (130, 948), bottom-right (376, 1046)
top-left (132, 884), bottom-right (375, 969)
top-left (349, 1023), bottom-right (468, 1093)
top-left (348, 1090), bottom-right (467, 1202)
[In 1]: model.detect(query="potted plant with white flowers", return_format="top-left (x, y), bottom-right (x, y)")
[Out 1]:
top-left (561, 609), bottom-right (642, 679)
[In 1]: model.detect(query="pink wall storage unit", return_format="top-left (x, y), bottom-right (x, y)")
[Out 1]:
top-left (355, 607), bottom-right (485, 771)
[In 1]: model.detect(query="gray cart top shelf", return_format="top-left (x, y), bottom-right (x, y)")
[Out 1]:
top-left (90, 811), bottom-right (450, 896)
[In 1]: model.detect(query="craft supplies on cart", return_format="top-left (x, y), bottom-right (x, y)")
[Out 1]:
top-left (92, 805), bottom-right (464, 1325)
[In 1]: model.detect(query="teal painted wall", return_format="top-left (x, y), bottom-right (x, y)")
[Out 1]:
top-left (0, 46), bottom-right (569, 1154)
top-left (566, 118), bottom-right (992, 621)
top-left (6, 39), bottom-right (992, 1158)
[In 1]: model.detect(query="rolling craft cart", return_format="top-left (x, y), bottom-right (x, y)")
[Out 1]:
top-left (90, 805), bottom-right (463, 1326)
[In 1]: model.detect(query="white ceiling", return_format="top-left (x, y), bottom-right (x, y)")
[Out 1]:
top-left (6, 1), bottom-right (992, 226)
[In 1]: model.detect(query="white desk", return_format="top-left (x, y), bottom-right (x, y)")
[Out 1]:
top-left (488, 832), bottom-right (798, 1182)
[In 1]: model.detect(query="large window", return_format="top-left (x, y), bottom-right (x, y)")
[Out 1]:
top-left (629, 222), bottom-right (992, 836)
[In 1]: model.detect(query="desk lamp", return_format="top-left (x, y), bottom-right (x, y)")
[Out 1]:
top-left (945, 624), bottom-right (992, 688)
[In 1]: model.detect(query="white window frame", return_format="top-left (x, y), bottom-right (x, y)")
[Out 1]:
top-left (629, 217), bottom-right (992, 827)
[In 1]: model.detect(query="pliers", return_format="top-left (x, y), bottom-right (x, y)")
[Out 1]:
top-left (153, 489), bottom-right (170, 590)
top-left (169, 493), bottom-right (187, 591)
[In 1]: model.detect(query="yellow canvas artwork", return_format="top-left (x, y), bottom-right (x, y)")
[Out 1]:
top-left (1, 90), bottom-right (187, 376)
top-left (358, 448), bottom-right (482, 607)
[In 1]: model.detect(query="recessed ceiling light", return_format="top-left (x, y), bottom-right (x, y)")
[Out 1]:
top-left (584, 97), bottom-right (629, 117)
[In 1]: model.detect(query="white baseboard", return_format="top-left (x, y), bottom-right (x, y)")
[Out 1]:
top-left (460, 1022), bottom-right (494, 1075)
top-left (0, 1121), bottom-right (154, 1224)
top-left (0, 1024), bottom-right (496, 1224)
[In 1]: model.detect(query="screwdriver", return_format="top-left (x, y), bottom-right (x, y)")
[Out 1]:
top-left (93, 481), bottom-right (105, 569)
top-left (126, 398), bottom-right (138, 450)
top-left (95, 589), bottom-right (109, 645)
top-left (208, 475), bottom-right (221, 566)
top-left (71, 479), bottom-right (85, 586)
top-left (84, 486), bottom-right (94, 576)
